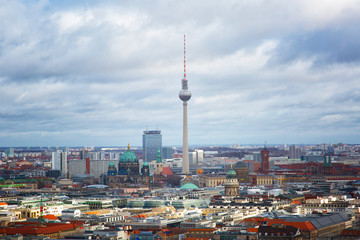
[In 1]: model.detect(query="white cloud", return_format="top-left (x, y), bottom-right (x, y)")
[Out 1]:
top-left (0, 0), bottom-right (359, 146)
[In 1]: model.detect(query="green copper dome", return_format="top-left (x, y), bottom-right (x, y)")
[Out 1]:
top-left (180, 182), bottom-right (199, 190)
top-left (119, 144), bottom-right (138, 163)
top-left (109, 162), bottom-right (115, 166)
top-left (156, 148), bottom-right (162, 163)
top-left (227, 168), bottom-right (237, 179)
top-left (143, 161), bottom-right (149, 167)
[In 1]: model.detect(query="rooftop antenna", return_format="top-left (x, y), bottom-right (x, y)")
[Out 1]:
top-left (184, 34), bottom-right (186, 80)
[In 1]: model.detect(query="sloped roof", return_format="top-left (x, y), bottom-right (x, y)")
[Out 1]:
top-left (43, 214), bottom-right (58, 220)
top-left (162, 167), bottom-right (173, 176)
top-left (268, 219), bottom-right (316, 232)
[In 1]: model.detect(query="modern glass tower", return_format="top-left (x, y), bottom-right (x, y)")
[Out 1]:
top-left (142, 130), bottom-right (162, 162)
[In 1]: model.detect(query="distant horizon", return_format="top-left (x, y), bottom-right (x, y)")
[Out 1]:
top-left (0, 142), bottom-right (358, 149)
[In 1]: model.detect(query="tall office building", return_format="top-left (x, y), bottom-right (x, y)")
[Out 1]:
top-left (189, 149), bottom-right (204, 167)
top-left (142, 130), bottom-right (162, 162)
top-left (179, 35), bottom-right (191, 174)
top-left (289, 145), bottom-right (302, 159)
top-left (162, 147), bottom-right (174, 159)
top-left (195, 149), bottom-right (204, 164)
top-left (52, 151), bottom-right (67, 175)
top-left (189, 151), bottom-right (197, 167)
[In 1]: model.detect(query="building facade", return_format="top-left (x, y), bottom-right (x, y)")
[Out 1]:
top-left (224, 168), bottom-right (239, 196)
top-left (106, 145), bottom-right (149, 188)
top-left (162, 147), bottom-right (174, 159)
top-left (52, 151), bottom-right (67, 175)
top-left (142, 130), bottom-right (162, 162)
top-left (199, 174), bottom-right (226, 188)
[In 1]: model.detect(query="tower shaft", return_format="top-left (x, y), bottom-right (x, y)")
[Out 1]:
top-left (182, 101), bottom-right (189, 173)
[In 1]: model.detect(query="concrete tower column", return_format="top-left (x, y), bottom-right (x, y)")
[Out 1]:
top-left (183, 101), bottom-right (189, 173)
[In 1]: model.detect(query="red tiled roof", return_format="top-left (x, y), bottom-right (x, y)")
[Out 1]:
top-left (340, 229), bottom-right (360, 236)
top-left (0, 221), bottom-right (84, 235)
top-left (247, 227), bottom-right (258, 233)
top-left (162, 167), bottom-right (173, 176)
top-left (42, 214), bottom-right (58, 220)
top-left (240, 217), bottom-right (268, 226)
top-left (268, 219), bottom-right (316, 232)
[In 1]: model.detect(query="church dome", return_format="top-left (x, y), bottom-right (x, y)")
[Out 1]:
top-left (119, 144), bottom-right (138, 163)
top-left (109, 162), bottom-right (115, 167)
top-left (227, 168), bottom-right (237, 179)
top-left (143, 162), bottom-right (149, 167)
top-left (180, 182), bottom-right (199, 190)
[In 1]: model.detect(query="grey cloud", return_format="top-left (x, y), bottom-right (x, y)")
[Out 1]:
top-left (269, 27), bottom-right (360, 66)
top-left (0, 0), bottom-right (360, 146)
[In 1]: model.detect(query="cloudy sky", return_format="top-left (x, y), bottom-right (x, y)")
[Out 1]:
top-left (0, 0), bottom-right (360, 147)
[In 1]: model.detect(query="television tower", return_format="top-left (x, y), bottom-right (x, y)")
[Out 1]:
top-left (179, 35), bottom-right (191, 174)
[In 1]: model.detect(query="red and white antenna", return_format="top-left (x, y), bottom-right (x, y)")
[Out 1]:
top-left (184, 34), bottom-right (186, 80)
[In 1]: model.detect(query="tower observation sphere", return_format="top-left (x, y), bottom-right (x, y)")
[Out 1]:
top-left (179, 83), bottom-right (191, 101)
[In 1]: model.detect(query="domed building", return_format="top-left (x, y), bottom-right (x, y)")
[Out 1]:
top-left (107, 162), bottom-right (117, 176)
top-left (224, 167), bottom-right (239, 196)
top-left (118, 144), bottom-right (139, 176)
top-left (180, 182), bottom-right (199, 190)
top-left (106, 144), bottom-right (151, 188)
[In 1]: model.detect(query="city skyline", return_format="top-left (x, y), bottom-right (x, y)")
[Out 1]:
top-left (1, 1), bottom-right (360, 146)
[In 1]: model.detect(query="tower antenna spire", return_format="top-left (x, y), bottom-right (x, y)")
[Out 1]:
top-left (184, 34), bottom-right (186, 80)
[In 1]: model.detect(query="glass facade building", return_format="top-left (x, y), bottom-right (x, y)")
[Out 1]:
top-left (162, 146), bottom-right (174, 159)
top-left (142, 130), bottom-right (162, 162)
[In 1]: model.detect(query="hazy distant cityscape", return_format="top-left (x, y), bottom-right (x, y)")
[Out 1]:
top-left (1, 137), bottom-right (360, 239)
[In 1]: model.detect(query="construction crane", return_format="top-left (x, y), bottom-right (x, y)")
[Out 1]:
top-left (273, 176), bottom-right (286, 194)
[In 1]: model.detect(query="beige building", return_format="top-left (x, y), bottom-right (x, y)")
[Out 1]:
top-left (11, 207), bottom-right (41, 220)
top-left (224, 169), bottom-right (239, 196)
top-left (254, 175), bottom-right (273, 186)
top-left (199, 174), bottom-right (226, 188)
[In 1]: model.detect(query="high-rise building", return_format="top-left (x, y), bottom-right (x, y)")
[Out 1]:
top-left (189, 151), bottom-right (196, 167)
top-left (162, 147), bottom-right (174, 159)
top-left (253, 152), bottom-right (262, 162)
top-left (52, 151), bottom-right (67, 175)
top-left (142, 130), bottom-right (162, 162)
top-left (189, 149), bottom-right (204, 167)
top-left (195, 149), bottom-right (204, 164)
top-left (289, 145), bottom-right (302, 159)
top-left (179, 35), bottom-right (191, 174)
